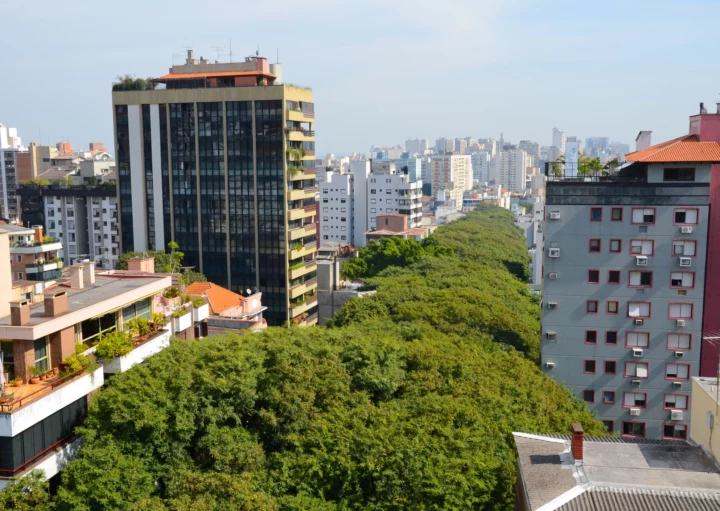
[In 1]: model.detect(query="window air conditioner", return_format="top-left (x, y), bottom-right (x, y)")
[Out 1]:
top-left (673, 381), bottom-right (683, 389)
top-left (681, 226), bottom-right (693, 234)
top-left (671, 410), bottom-right (684, 421)
top-left (550, 211), bottom-right (561, 219)
top-left (547, 302), bottom-right (558, 310)
top-left (549, 248), bottom-right (560, 258)
top-left (630, 408), bottom-right (641, 416)
top-left (635, 256), bottom-right (648, 266)
top-left (676, 319), bottom-right (686, 327)
top-left (548, 272), bottom-right (558, 280)
top-left (546, 332), bottom-right (557, 340)
top-left (545, 362), bottom-right (555, 369)
top-left (634, 319), bottom-right (644, 326)
top-left (679, 257), bottom-right (692, 267)
top-left (632, 349), bottom-right (644, 358)
top-left (674, 351), bottom-right (684, 358)
top-left (632, 379), bottom-right (641, 387)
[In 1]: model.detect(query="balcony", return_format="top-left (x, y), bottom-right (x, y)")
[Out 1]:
top-left (288, 260), bottom-right (316, 280)
top-left (288, 189), bottom-right (305, 201)
top-left (288, 168), bottom-right (316, 181)
top-left (25, 269), bottom-right (63, 281)
top-left (24, 262), bottom-right (60, 274)
top-left (304, 312), bottom-right (318, 326)
top-left (289, 277), bottom-right (317, 300)
top-left (289, 226), bottom-right (306, 241)
top-left (288, 206), bottom-right (315, 222)
top-left (10, 241), bottom-right (63, 254)
top-left (304, 224), bottom-right (317, 236)
top-left (287, 130), bottom-right (315, 142)
top-left (101, 329), bottom-right (171, 375)
top-left (289, 294), bottom-right (316, 318)
top-left (289, 241), bottom-right (316, 259)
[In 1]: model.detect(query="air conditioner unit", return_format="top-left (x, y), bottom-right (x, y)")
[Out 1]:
top-left (634, 319), bottom-right (644, 326)
top-left (681, 226), bottom-right (693, 234)
top-left (679, 257), bottom-right (692, 267)
top-left (545, 362), bottom-right (555, 369)
top-left (671, 410), bottom-right (684, 421)
top-left (632, 379), bottom-right (642, 387)
top-left (549, 248), bottom-right (560, 258)
top-left (674, 351), bottom-right (685, 358)
top-left (673, 381), bottom-right (683, 389)
top-left (676, 319), bottom-right (686, 327)
top-left (630, 408), bottom-right (641, 416)
top-left (633, 349), bottom-right (644, 358)
top-left (547, 302), bottom-right (558, 310)
top-left (550, 211), bottom-right (561, 220)
top-left (635, 256), bottom-right (648, 266)
top-left (548, 272), bottom-right (558, 280)
top-left (546, 332), bottom-right (557, 340)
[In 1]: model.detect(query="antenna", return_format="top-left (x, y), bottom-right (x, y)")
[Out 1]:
top-left (256, 46), bottom-right (260, 57)
top-left (211, 46), bottom-right (225, 61)
top-left (228, 39), bottom-right (234, 62)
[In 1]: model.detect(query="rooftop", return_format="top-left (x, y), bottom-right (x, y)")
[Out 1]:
top-left (514, 432), bottom-right (720, 511)
top-left (0, 224), bottom-right (35, 235)
top-left (694, 377), bottom-right (720, 404)
top-left (626, 134), bottom-right (720, 163)
top-left (185, 281), bottom-right (252, 316)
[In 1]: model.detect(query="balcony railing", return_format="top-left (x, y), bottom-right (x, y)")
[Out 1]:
top-left (305, 277), bottom-right (318, 287)
top-left (306, 295), bottom-right (318, 306)
top-left (0, 366), bottom-right (89, 412)
top-left (303, 205), bottom-right (316, 213)
top-left (305, 312), bottom-right (318, 324)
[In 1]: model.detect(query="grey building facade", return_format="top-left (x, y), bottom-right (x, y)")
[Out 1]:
top-left (541, 162), bottom-right (711, 439)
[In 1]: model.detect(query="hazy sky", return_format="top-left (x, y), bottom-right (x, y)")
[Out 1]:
top-left (3, 0), bottom-right (720, 155)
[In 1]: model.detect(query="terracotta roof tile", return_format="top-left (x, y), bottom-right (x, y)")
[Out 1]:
top-left (185, 282), bottom-right (244, 315)
top-left (625, 134), bottom-right (720, 163)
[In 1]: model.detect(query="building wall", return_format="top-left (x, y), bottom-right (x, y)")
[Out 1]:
top-left (0, 231), bottom-right (10, 318)
top-left (319, 172), bottom-right (353, 245)
top-left (431, 155), bottom-right (470, 210)
top-left (690, 378), bottom-right (720, 458)
top-left (542, 182), bottom-right (709, 439)
top-left (471, 151), bottom-right (490, 183)
top-left (498, 149), bottom-right (528, 193)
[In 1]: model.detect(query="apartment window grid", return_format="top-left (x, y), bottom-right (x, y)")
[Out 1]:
top-left (115, 104), bottom-right (134, 251)
top-left (160, 104), bottom-right (171, 249)
top-left (142, 105), bottom-right (156, 250)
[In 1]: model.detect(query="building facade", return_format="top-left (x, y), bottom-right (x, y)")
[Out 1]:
top-left (471, 151), bottom-right (490, 183)
top-left (111, 50), bottom-right (318, 326)
top-left (431, 154), bottom-right (471, 210)
top-left (498, 148), bottom-right (529, 193)
top-left (552, 127), bottom-right (566, 156)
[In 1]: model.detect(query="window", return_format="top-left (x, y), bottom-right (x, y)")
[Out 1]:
top-left (630, 239), bottom-right (653, 256)
top-left (607, 301), bottom-right (619, 314)
top-left (603, 391), bottom-right (616, 404)
top-left (583, 390), bottom-right (595, 403)
top-left (17, 272), bottom-right (23, 280)
top-left (664, 168), bottom-right (695, 181)
top-left (589, 239), bottom-right (601, 253)
top-left (16, 255), bottom-right (21, 263)
top-left (623, 392), bottom-right (647, 408)
top-left (606, 331), bottom-right (618, 345)
top-left (664, 394), bottom-right (689, 410)
top-left (34, 337), bottom-right (48, 372)
top-left (628, 302), bottom-right (651, 318)
top-left (629, 271), bottom-right (653, 287)
top-left (663, 424), bottom-right (687, 440)
top-left (609, 239), bottom-right (622, 253)
top-left (603, 420), bottom-right (615, 433)
top-left (670, 272), bottom-right (694, 288)
top-left (370, 189), bottom-right (376, 194)
top-left (632, 208), bottom-right (655, 224)
top-left (669, 303), bottom-right (693, 319)
top-left (585, 331), bottom-right (598, 344)
top-left (586, 300), bottom-right (598, 313)
top-left (625, 362), bottom-right (649, 378)
top-left (608, 270), bottom-right (621, 284)
top-left (665, 363), bottom-right (690, 380)
top-left (584, 360), bottom-right (596, 373)
top-left (674, 208), bottom-right (699, 225)
top-left (622, 421), bottom-right (646, 438)
top-left (672, 240), bottom-right (696, 256)
top-left (590, 208), bottom-right (602, 221)
top-left (341, 235), bottom-right (347, 240)
top-left (588, 270), bottom-right (600, 283)
top-left (611, 208), bottom-right (623, 221)
top-left (626, 332), bottom-right (650, 348)
top-left (605, 361), bottom-right (617, 374)
top-left (667, 333), bottom-right (691, 350)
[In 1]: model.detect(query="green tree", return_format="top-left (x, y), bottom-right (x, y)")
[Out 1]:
top-left (0, 471), bottom-right (50, 510)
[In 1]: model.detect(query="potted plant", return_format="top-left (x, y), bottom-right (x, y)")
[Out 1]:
top-left (152, 312), bottom-right (167, 327)
top-left (28, 366), bottom-right (40, 384)
top-left (12, 377), bottom-right (22, 388)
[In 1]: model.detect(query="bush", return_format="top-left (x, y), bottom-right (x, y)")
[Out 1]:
top-left (95, 331), bottom-right (133, 360)
top-left (126, 318), bottom-right (152, 337)
top-left (152, 313), bottom-right (167, 326)
top-left (172, 308), bottom-right (190, 318)
top-left (192, 297), bottom-right (205, 308)
top-left (163, 287), bottom-right (179, 299)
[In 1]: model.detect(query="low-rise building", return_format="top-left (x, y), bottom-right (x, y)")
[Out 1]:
top-left (690, 376), bottom-right (720, 460)
top-left (185, 281), bottom-right (267, 334)
top-left (3, 224), bottom-right (62, 287)
top-left (365, 214), bottom-right (429, 242)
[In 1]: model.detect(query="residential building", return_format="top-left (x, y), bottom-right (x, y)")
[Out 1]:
top-left (319, 171), bottom-right (353, 245)
top-left (111, 49), bottom-right (318, 326)
top-left (690, 377), bottom-right (720, 461)
top-left (431, 154), bottom-right (471, 210)
top-left (454, 138), bottom-right (468, 154)
top-left (185, 281), bottom-right (267, 332)
top-left (471, 151), bottom-right (490, 183)
top-left (435, 137), bottom-right (454, 154)
top-left (552, 127), bottom-right (566, 155)
top-left (541, 130), bottom-right (720, 439)
top-left (585, 137), bottom-right (610, 156)
top-left (564, 137), bottom-right (584, 176)
top-left (4, 224), bottom-right (63, 287)
top-left (365, 214), bottom-right (428, 242)
top-left (0, 124), bottom-right (26, 220)
top-left (404, 138), bottom-right (429, 155)
top-left (516, 201), bottom-right (544, 288)
top-left (513, 423), bottom-right (720, 511)
top-left (497, 148), bottom-right (529, 193)
top-left (477, 138), bottom-right (497, 157)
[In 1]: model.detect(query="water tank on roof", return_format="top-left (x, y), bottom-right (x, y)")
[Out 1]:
top-left (269, 63), bottom-right (283, 84)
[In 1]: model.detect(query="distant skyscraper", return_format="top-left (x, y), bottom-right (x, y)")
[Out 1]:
top-left (498, 149), bottom-right (529, 193)
top-left (585, 137), bottom-right (610, 156)
top-left (455, 138), bottom-right (468, 154)
top-left (478, 138), bottom-right (497, 157)
top-left (471, 151), bottom-right (491, 183)
top-left (552, 128), bottom-right (567, 156)
top-left (405, 138), bottom-right (429, 155)
top-left (565, 139), bottom-right (583, 176)
top-left (431, 154), bottom-right (471, 209)
top-left (519, 140), bottom-right (541, 168)
top-left (435, 137), bottom-right (455, 155)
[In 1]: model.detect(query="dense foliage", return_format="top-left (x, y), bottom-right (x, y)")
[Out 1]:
top-left (15, 205), bottom-right (602, 510)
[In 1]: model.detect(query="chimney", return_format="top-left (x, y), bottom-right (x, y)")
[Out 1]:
top-left (44, 291), bottom-right (68, 317)
top-left (33, 225), bottom-right (43, 244)
top-left (635, 131), bottom-right (652, 152)
top-left (82, 260), bottom-right (96, 285)
top-left (571, 423), bottom-right (584, 464)
top-left (716, 103), bottom-right (720, 115)
top-left (701, 102), bottom-right (708, 114)
top-left (128, 256), bottom-right (155, 273)
top-left (10, 300), bottom-right (30, 326)
top-left (69, 265), bottom-right (84, 289)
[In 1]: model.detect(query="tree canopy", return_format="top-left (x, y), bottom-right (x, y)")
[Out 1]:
top-left (14, 205), bottom-right (602, 510)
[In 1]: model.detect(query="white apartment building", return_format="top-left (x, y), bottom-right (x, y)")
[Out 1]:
top-left (435, 138), bottom-right (455, 155)
top-left (319, 161), bottom-right (423, 247)
top-left (552, 128), bottom-right (567, 155)
top-left (565, 138), bottom-right (584, 177)
top-left (405, 138), bottom-right (429, 155)
top-left (471, 151), bottom-right (491, 183)
top-left (431, 154), bottom-right (472, 210)
top-left (0, 124), bottom-right (26, 220)
top-left (498, 149), bottom-right (529, 193)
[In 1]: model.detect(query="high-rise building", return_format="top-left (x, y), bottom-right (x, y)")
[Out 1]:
top-left (552, 128), bottom-right (567, 156)
top-left (404, 138), bottom-right (429, 155)
top-left (471, 151), bottom-right (491, 183)
top-left (431, 154), bottom-right (471, 209)
top-left (477, 138), bottom-right (497, 157)
top-left (111, 50), bottom-right (318, 326)
top-left (586, 137), bottom-right (610, 156)
top-left (498, 149), bottom-right (529, 193)
top-left (0, 124), bottom-right (27, 220)
top-left (455, 138), bottom-right (468, 154)
top-left (541, 122), bottom-right (720, 438)
top-left (435, 137), bottom-right (455, 155)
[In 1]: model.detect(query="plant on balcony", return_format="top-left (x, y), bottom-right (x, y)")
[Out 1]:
top-left (172, 308), bottom-right (190, 318)
top-left (289, 260), bottom-right (305, 271)
top-left (126, 317), bottom-right (153, 338)
top-left (95, 331), bottom-right (133, 360)
top-left (192, 297), bottom-right (206, 308)
top-left (152, 312), bottom-right (167, 326)
top-left (28, 366), bottom-right (40, 384)
top-left (291, 242), bottom-right (303, 252)
top-left (164, 287), bottom-right (180, 299)
top-left (75, 342), bottom-right (92, 355)
top-left (12, 377), bottom-right (22, 388)
top-left (41, 236), bottom-right (55, 244)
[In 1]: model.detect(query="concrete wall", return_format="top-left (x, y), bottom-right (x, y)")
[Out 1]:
top-left (0, 231), bottom-right (10, 319)
top-left (690, 378), bottom-right (720, 458)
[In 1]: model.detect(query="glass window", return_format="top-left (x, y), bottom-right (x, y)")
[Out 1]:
top-left (606, 331), bottom-right (618, 344)
top-left (34, 337), bottom-right (48, 372)
top-left (589, 239), bottom-right (601, 252)
top-left (584, 360), bottom-right (596, 373)
top-left (1, 341), bottom-right (15, 378)
top-left (81, 311), bottom-right (117, 345)
top-left (622, 422), bottom-right (645, 438)
top-left (583, 390), bottom-right (595, 403)
top-left (590, 208), bottom-right (602, 221)
top-left (611, 208), bottom-right (623, 221)
top-left (664, 168), bottom-right (695, 181)
top-left (604, 361), bottom-right (616, 374)
top-left (609, 239), bottom-right (621, 253)
top-left (602, 420), bottom-right (614, 433)
top-left (663, 424), bottom-right (687, 440)
top-left (585, 331), bottom-right (597, 344)
top-left (588, 270), bottom-right (599, 283)
top-left (674, 208), bottom-right (698, 225)
top-left (603, 391), bottom-right (615, 404)
top-left (608, 270), bottom-right (620, 284)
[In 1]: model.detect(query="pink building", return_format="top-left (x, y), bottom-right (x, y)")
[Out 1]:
top-left (365, 214), bottom-right (429, 242)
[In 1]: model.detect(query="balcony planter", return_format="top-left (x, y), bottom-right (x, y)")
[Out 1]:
top-left (193, 303), bottom-right (209, 322)
top-left (173, 310), bottom-right (192, 332)
top-left (102, 330), bottom-right (171, 375)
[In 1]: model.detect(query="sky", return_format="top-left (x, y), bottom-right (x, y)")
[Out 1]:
top-left (3, 0), bottom-right (720, 155)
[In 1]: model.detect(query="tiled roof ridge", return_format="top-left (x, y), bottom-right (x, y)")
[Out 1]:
top-left (587, 486), bottom-right (720, 498)
top-left (519, 432), bottom-right (689, 445)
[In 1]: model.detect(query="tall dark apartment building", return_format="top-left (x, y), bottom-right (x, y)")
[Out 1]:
top-left (111, 50), bottom-right (318, 326)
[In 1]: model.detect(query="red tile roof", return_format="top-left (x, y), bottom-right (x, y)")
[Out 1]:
top-left (625, 134), bottom-right (720, 163)
top-left (185, 282), bottom-right (244, 315)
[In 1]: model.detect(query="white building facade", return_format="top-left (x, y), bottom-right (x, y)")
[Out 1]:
top-left (498, 149), bottom-right (529, 193)
top-left (431, 154), bottom-right (472, 210)
top-left (471, 151), bottom-right (491, 183)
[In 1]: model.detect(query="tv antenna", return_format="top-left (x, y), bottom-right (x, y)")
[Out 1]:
top-left (211, 46), bottom-right (225, 61)
top-left (228, 39), bottom-right (234, 62)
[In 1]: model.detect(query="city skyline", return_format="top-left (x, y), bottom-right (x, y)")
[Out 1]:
top-left (4, 0), bottom-right (720, 155)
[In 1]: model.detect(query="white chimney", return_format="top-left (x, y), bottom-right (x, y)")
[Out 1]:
top-left (82, 260), bottom-right (96, 285)
top-left (635, 131), bottom-right (652, 152)
top-left (69, 265), bottom-right (84, 289)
